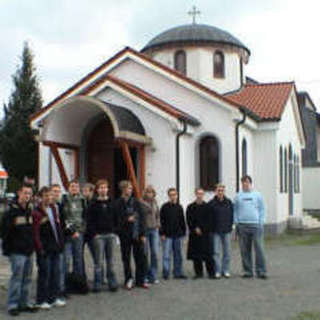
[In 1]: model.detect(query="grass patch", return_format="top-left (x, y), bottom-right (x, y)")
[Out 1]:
top-left (265, 232), bottom-right (320, 247)
top-left (290, 311), bottom-right (320, 320)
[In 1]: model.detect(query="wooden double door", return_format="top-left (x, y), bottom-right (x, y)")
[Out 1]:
top-left (87, 118), bottom-right (138, 198)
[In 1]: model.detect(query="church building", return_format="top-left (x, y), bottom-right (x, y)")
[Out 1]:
top-left (30, 20), bottom-right (307, 234)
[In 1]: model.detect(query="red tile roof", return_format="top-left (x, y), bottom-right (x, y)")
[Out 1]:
top-left (226, 82), bottom-right (294, 120)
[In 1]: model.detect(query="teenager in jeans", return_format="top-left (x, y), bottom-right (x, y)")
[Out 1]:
top-left (2, 184), bottom-right (38, 316)
top-left (82, 182), bottom-right (96, 281)
top-left (141, 185), bottom-right (160, 284)
top-left (86, 179), bottom-right (118, 292)
top-left (234, 175), bottom-right (267, 279)
top-left (208, 184), bottom-right (233, 279)
top-left (114, 180), bottom-right (149, 290)
top-left (160, 188), bottom-right (187, 280)
top-left (51, 184), bottom-right (68, 300)
top-left (62, 180), bottom-right (85, 278)
top-left (33, 187), bottom-right (66, 310)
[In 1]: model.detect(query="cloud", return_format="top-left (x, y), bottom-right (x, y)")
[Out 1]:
top-left (1, 0), bottom-right (320, 111)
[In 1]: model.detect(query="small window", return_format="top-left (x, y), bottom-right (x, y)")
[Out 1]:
top-left (214, 51), bottom-right (225, 78)
top-left (200, 136), bottom-right (219, 190)
top-left (279, 146), bottom-right (283, 193)
top-left (242, 138), bottom-right (248, 177)
top-left (174, 50), bottom-right (187, 75)
top-left (284, 148), bottom-right (288, 193)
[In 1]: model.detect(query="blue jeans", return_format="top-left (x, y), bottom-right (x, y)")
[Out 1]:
top-left (64, 233), bottom-right (84, 276)
top-left (237, 224), bottom-right (267, 275)
top-left (92, 234), bottom-right (117, 290)
top-left (36, 252), bottom-right (60, 304)
top-left (7, 254), bottom-right (33, 311)
top-left (145, 228), bottom-right (159, 282)
top-left (213, 232), bottom-right (231, 274)
top-left (59, 252), bottom-right (66, 295)
top-left (162, 237), bottom-right (184, 278)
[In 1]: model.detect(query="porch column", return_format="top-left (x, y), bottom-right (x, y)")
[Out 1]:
top-left (119, 140), bottom-right (141, 198)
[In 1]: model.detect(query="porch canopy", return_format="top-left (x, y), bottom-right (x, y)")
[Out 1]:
top-left (37, 95), bottom-right (151, 196)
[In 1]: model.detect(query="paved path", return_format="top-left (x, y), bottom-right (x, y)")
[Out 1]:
top-left (0, 242), bottom-right (319, 320)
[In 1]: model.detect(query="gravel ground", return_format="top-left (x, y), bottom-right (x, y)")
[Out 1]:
top-left (0, 240), bottom-right (319, 320)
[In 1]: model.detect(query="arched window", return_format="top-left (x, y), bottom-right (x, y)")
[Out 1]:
top-left (214, 51), bottom-right (225, 78)
top-left (284, 148), bottom-right (288, 193)
top-left (279, 146), bottom-right (283, 193)
top-left (242, 138), bottom-right (247, 177)
top-left (200, 136), bottom-right (219, 190)
top-left (174, 50), bottom-right (187, 75)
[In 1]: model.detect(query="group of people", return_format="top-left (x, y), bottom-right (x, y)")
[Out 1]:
top-left (0, 174), bottom-right (268, 317)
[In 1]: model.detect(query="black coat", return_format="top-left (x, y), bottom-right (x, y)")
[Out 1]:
top-left (1, 201), bottom-right (34, 256)
top-left (186, 201), bottom-right (213, 260)
top-left (114, 196), bottom-right (145, 239)
top-left (208, 196), bottom-right (234, 233)
top-left (160, 202), bottom-right (186, 238)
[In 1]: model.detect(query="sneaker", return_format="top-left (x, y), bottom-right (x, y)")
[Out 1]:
top-left (223, 272), bottom-right (231, 278)
top-left (125, 278), bottom-right (134, 290)
top-left (152, 279), bottom-right (160, 284)
top-left (214, 272), bottom-right (221, 279)
top-left (138, 283), bottom-right (150, 289)
top-left (36, 302), bottom-right (51, 310)
top-left (242, 273), bottom-right (253, 279)
top-left (108, 278), bottom-right (119, 292)
top-left (193, 275), bottom-right (203, 280)
top-left (52, 299), bottom-right (66, 307)
top-left (257, 273), bottom-right (268, 279)
top-left (163, 275), bottom-right (169, 280)
top-left (8, 308), bottom-right (20, 316)
top-left (19, 304), bottom-right (38, 313)
top-left (174, 274), bottom-right (188, 279)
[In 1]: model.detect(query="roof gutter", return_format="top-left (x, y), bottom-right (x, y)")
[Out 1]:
top-left (235, 107), bottom-right (247, 192)
top-left (176, 119), bottom-right (188, 202)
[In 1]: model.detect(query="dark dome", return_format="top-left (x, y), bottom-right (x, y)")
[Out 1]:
top-left (142, 24), bottom-right (250, 54)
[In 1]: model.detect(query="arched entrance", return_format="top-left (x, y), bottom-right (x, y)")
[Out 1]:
top-left (37, 96), bottom-right (151, 198)
top-left (86, 117), bottom-right (138, 198)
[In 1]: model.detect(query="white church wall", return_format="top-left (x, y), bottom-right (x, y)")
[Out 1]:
top-left (151, 46), bottom-right (242, 94)
top-left (302, 167), bottom-right (320, 210)
top-left (39, 143), bottom-right (51, 188)
top-left (97, 88), bottom-right (176, 206)
top-left (198, 48), bottom-right (241, 94)
top-left (110, 59), bottom-right (237, 128)
top-left (253, 130), bottom-right (278, 225)
top-left (276, 97), bottom-right (303, 223)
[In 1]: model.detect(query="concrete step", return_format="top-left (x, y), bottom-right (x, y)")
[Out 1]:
top-left (288, 215), bottom-right (320, 230)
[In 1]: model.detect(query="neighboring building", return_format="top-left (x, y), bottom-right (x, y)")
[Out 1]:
top-left (30, 23), bottom-right (307, 233)
top-left (298, 92), bottom-right (320, 212)
top-left (0, 164), bottom-right (8, 197)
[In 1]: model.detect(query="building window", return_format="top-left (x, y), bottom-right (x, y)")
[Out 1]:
top-left (284, 147), bottom-right (288, 193)
top-left (174, 50), bottom-right (187, 75)
top-left (200, 136), bottom-right (219, 190)
top-left (296, 155), bottom-right (300, 193)
top-left (242, 138), bottom-right (247, 177)
top-left (214, 50), bottom-right (225, 78)
top-left (279, 146), bottom-right (283, 193)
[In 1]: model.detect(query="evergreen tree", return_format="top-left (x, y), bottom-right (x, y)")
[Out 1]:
top-left (0, 42), bottom-right (42, 190)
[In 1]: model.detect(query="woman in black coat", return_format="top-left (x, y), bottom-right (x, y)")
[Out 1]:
top-left (186, 188), bottom-right (214, 279)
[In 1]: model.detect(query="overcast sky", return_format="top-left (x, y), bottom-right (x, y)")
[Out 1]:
top-left (1, 0), bottom-right (320, 115)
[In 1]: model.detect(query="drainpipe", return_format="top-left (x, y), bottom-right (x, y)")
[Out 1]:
top-left (176, 119), bottom-right (188, 202)
top-left (235, 107), bottom-right (247, 192)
